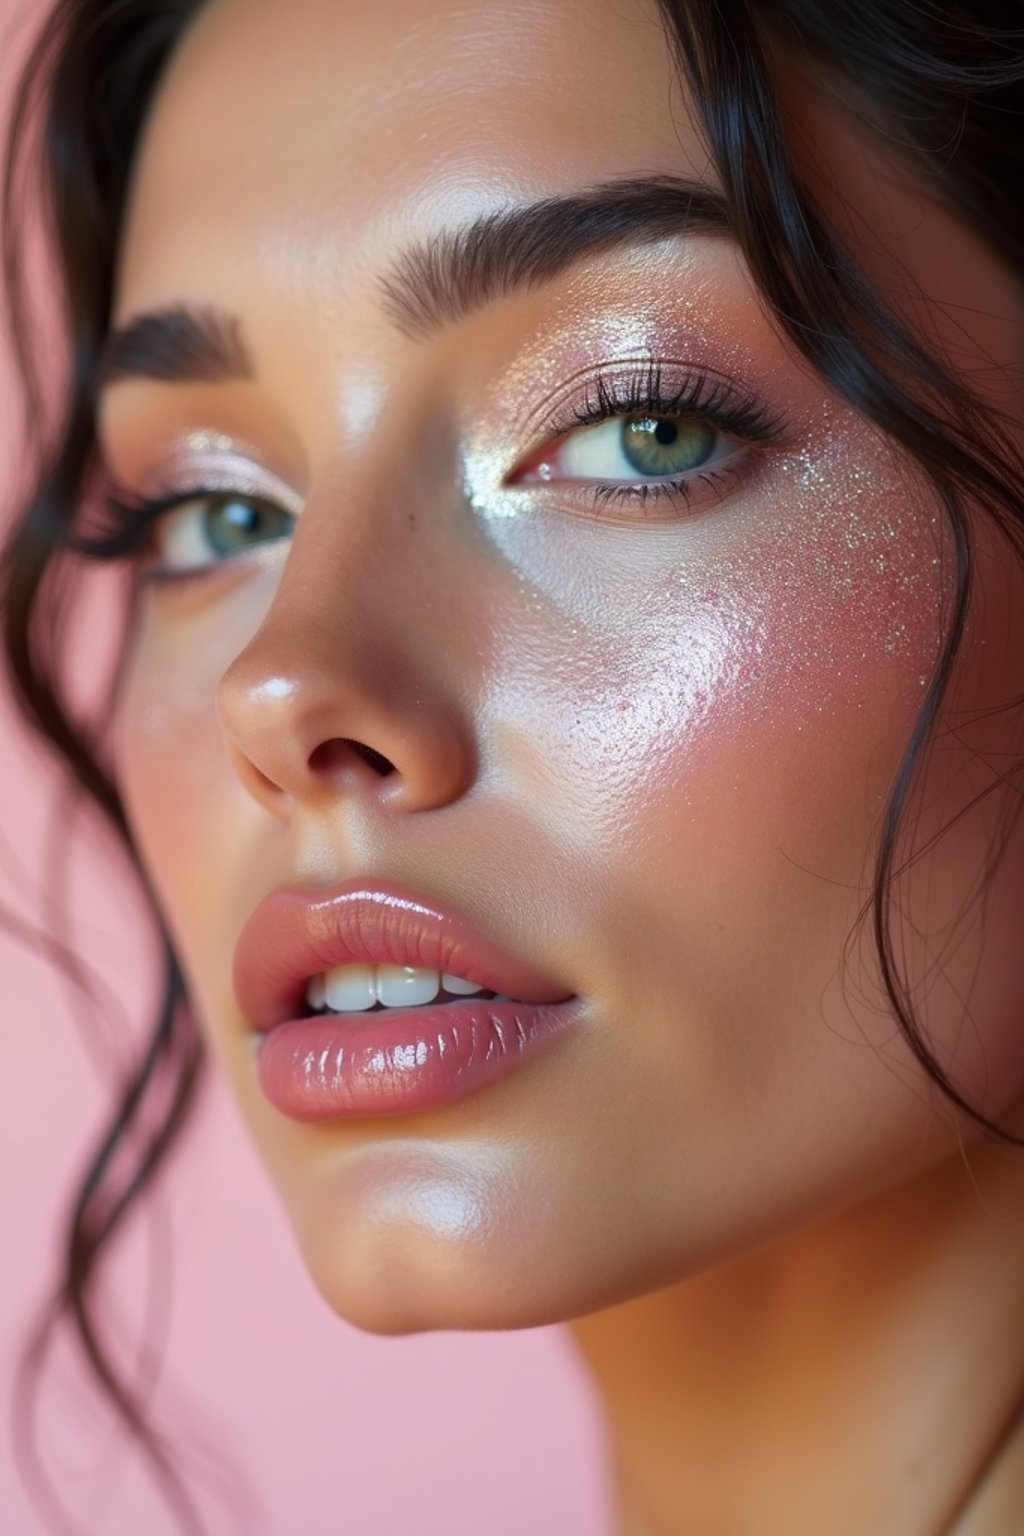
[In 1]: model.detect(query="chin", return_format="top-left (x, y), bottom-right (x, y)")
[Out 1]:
top-left (286, 1182), bottom-right (710, 1338)
top-left (279, 1171), bottom-right (622, 1336)
top-left (297, 1233), bottom-right (573, 1337)
top-left (290, 1198), bottom-right (588, 1336)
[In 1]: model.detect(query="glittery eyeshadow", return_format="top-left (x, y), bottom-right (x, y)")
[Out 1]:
top-left (144, 429), bottom-right (303, 514)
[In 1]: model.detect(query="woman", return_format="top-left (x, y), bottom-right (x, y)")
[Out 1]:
top-left (4, 0), bottom-right (1024, 1531)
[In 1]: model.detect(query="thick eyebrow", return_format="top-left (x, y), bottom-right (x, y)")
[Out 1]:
top-left (380, 174), bottom-right (732, 339)
top-left (98, 303), bottom-right (254, 389)
top-left (98, 175), bottom-right (731, 387)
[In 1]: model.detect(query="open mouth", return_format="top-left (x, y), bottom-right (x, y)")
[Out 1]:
top-left (303, 962), bottom-right (503, 1016)
top-left (235, 881), bottom-right (579, 1119)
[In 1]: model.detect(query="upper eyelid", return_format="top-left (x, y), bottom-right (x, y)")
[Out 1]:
top-left (526, 359), bottom-right (754, 421)
top-left (98, 428), bottom-right (305, 508)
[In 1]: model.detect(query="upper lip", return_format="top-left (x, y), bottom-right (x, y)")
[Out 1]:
top-left (233, 878), bottom-right (575, 1031)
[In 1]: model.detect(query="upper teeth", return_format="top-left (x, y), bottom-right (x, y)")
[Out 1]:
top-left (305, 964), bottom-right (488, 1014)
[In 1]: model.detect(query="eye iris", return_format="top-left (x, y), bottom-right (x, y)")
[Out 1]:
top-left (206, 495), bottom-right (284, 553)
top-left (621, 416), bottom-right (716, 477)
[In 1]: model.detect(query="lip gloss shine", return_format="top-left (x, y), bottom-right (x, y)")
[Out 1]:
top-left (253, 995), bottom-right (582, 1119)
top-left (234, 881), bottom-right (580, 1120)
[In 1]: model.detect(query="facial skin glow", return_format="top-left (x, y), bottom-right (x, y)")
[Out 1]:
top-left (97, 1), bottom-right (1024, 1531)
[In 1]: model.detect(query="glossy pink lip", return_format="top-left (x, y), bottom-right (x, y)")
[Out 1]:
top-left (232, 880), bottom-right (580, 1119)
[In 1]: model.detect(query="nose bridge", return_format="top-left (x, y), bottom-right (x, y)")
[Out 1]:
top-left (214, 491), bottom-right (479, 816)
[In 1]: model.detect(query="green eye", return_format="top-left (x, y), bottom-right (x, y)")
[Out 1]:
top-left (620, 416), bottom-right (717, 477)
top-left (202, 494), bottom-right (293, 554)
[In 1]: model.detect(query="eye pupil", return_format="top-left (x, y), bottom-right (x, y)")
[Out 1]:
top-left (654, 419), bottom-right (678, 447)
top-left (225, 501), bottom-right (258, 528)
top-left (220, 498), bottom-right (260, 532)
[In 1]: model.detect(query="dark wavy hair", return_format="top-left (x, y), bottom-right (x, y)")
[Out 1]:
top-left (3, 1), bottom-right (1024, 1531)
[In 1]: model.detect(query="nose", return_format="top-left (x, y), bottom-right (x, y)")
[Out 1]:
top-left (214, 536), bottom-right (477, 819)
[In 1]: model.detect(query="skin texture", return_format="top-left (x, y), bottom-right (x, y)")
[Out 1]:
top-left (95, 1), bottom-right (1024, 1531)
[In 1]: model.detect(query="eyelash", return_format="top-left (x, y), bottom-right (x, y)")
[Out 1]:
top-left (527, 360), bottom-right (785, 508)
top-left (550, 360), bottom-right (781, 442)
top-left (79, 362), bottom-right (786, 582)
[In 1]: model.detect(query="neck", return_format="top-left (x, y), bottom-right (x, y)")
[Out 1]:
top-left (569, 1139), bottom-right (1024, 1536)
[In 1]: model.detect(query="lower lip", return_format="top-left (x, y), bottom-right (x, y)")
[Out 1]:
top-left (253, 996), bottom-right (580, 1120)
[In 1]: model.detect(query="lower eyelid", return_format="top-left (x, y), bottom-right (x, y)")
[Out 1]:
top-left (561, 439), bottom-right (776, 522)
top-left (533, 453), bottom-right (759, 523)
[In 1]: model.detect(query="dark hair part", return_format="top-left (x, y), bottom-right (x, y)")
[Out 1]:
top-left (2, 0), bottom-right (1023, 1530)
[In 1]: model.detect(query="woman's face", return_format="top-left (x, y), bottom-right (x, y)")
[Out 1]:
top-left (100, 0), bottom-right (1024, 1331)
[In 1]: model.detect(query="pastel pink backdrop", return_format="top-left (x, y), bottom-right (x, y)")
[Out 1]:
top-left (0, 3), bottom-right (612, 1531)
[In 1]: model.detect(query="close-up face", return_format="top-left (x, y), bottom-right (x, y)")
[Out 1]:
top-left (97, 0), bottom-right (1024, 1336)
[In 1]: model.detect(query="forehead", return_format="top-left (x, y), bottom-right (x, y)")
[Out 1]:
top-left (115, 0), bottom-right (702, 311)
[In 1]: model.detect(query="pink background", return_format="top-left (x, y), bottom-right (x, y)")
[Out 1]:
top-left (0, 3), bottom-right (611, 1531)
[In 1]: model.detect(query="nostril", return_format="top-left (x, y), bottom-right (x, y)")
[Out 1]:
top-left (350, 741), bottom-right (397, 777)
top-left (309, 738), bottom-right (397, 778)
